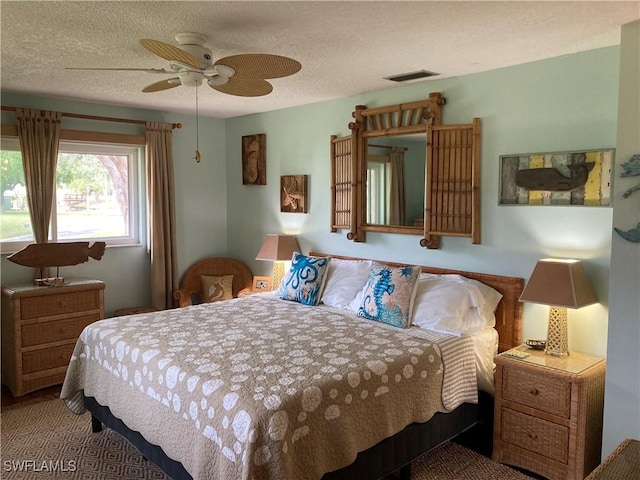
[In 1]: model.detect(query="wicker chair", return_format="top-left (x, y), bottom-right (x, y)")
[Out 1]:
top-left (173, 257), bottom-right (253, 307)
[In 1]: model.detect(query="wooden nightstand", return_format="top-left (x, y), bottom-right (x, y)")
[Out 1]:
top-left (1, 279), bottom-right (105, 397)
top-left (492, 345), bottom-right (605, 480)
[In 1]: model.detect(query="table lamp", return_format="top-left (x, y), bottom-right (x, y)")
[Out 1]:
top-left (519, 258), bottom-right (598, 357)
top-left (255, 234), bottom-right (300, 290)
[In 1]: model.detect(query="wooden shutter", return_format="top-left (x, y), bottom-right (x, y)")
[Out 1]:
top-left (330, 135), bottom-right (353, 232)
top-left (423, 118), bottom-right (481, 247)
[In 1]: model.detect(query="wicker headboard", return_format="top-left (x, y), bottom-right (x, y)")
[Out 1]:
top-left (310, 252), bottom-right (524, 352)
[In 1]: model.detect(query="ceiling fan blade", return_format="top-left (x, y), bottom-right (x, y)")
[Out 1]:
top-left (214, 54), bottom-right (301, 79)
top-left (66, 67), bottom-right (170, 74)
top-left (209, 77), bottom-right (273, 97)
top-left (140, 38), bottom-right (203, 69)
top-left (142, 78), bottom-right (182, 93)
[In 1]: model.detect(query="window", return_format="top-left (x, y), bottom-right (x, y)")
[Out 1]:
top-left (0, 138), bottom-right (142, 253)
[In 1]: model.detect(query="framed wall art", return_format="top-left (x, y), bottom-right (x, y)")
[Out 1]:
top-left (499, 149), bottom-right (614, 206)
top-left (252, 276), bottom-right (273, 292)
top-left (280, 175), bottom-right (308, 213)
top-left (242, 134), bottom-right (266, 185)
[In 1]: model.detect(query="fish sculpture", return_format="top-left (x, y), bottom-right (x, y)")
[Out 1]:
top-left (620, 154), bottom-right (640, 177)
top-left (7, 241), bottom-right (106, 268)
top-left (623, 183), bottom-right (640, 198)
top-left (614, 223), bottom-right (640, 243)
top-left (516, 162), bottom-right (595, 192)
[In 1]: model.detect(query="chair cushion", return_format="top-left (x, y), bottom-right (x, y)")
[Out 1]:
top-left (201, 275), bottom-right (234, 303)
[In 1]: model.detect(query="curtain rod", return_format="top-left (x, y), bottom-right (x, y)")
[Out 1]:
top-left (368, 143), bottom-right (408, 151)
top-left (1, 106), bottom-right (182, 129)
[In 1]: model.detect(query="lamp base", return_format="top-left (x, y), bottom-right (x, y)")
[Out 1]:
top-left (545, 306), bottom-right (569, 357)
top-left (272, 261), bottom-right (286, 291)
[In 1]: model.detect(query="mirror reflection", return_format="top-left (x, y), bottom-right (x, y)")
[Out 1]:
top-left (366, 134), bottom-right (426, 227)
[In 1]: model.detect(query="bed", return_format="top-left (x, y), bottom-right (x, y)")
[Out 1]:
top-left (61, 252), bottom-right (524, 480)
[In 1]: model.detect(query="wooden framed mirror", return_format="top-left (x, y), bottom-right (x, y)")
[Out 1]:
top-left (362, 130), bottom-right (427, 233)
top-left (330, 92), bottom-right (481, 249)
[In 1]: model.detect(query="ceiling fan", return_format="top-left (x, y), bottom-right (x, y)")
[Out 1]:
top-left (67, 32), bottom-right (301, 97)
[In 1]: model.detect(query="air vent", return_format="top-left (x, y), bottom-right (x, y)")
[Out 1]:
top-left (384, 70), bottom-right (439, 82)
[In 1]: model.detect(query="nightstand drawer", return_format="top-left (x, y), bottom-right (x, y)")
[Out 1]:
top-left (21, 314), bottom-right (99, 347)
top-left (501, 408), bottom-right (569, 463)
top-left (20, 290), bottom-right (100, 319)
top-left (23, 343), bottom-right (75, 374)
top-left (503, 367), bottom-right (571, 417)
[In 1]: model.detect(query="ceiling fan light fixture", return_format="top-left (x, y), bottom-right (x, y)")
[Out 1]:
top-left (208, 76), bottom-right (229, 87)
top-left (178, 71), bottom-right (204, 87)
top-left (213, 64), bottom-right (236, 78)
top-left (169, 60), bottom-right (199, 71)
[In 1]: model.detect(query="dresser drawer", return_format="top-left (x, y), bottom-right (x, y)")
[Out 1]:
top-left (20, 290), bottom-right (100, 319)
top-left (501, 408), bottom-right (569, 463)
top-left (22, 371), bottom-right (67, 394)
top-left (22, 343), bottom-right (75, 374)
top-left (21, 314), bottom-right (99, 347)
top-left (503, 367), bottom-right (571, 417)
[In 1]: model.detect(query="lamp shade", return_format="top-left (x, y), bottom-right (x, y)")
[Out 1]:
top-left (519, 258), bottom-right (598, 308)
top-left (255, 234), bottom-right (300, 261)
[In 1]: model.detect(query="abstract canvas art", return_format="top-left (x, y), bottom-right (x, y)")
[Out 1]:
top-left (499, 149), bottom-right (614, 206)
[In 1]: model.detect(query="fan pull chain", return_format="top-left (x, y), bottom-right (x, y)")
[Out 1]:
top-left (194, 85), bottom-right (201, 163)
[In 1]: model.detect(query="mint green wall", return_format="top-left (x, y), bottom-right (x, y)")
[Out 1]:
top-left (0, 93), bottom-right (227, 316)
top-left (603, 21), bottom-right (640, 457)
top-left (226, 46), bottom-right (619, 359)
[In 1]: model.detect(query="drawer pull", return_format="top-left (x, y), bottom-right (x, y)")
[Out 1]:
top-left (529, 388), bottom-right (540, 396)
top-left (527, 432), bottom-right (538, 440)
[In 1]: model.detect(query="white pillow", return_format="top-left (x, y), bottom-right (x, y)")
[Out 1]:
top-left (412, 274), bottom-right (493, 336)
top-left (420, 273), bottom-right (502, 328)
top-left (321, 258), bottom-right (373, 309)
top-left (467, 278), bottom-right (502, 328)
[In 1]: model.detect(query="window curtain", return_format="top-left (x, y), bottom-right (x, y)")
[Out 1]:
top-left (145, 122), bottom-right (178, 310)
top-left (389, 147), bottom-right (406, 225)
top-left (15, 108), bottom-right (62, 279)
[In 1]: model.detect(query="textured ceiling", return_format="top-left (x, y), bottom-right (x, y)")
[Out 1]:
top-left (1, 1), bottom-right (639, 119)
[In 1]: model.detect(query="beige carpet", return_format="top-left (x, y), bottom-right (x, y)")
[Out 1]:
top-left (1, 397), bottom-right (536, 479)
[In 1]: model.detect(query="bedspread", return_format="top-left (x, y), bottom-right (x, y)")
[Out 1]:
top-left (61, 295), bottom-right (477, 480)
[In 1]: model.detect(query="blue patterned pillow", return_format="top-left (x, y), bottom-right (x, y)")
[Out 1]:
top-left (357, 263), bottom-right (420, 328)
top-left (280, 253), bottom-right (331, 306)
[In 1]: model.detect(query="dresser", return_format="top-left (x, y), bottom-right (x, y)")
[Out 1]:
top-left (1, 279), bottom-right (105, 397)
top-left (492, 345), bottom-right (605, 480)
